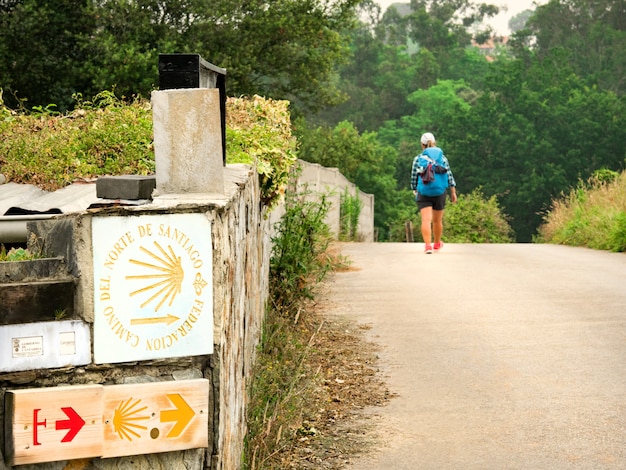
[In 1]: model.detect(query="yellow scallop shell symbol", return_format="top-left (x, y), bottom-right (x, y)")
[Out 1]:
top-left (112, 397), bottom-right (150, 441)
top-left (126, 241), bottom-right (184, 312)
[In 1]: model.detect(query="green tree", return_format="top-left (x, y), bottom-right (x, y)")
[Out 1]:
top-left (310, 0), bottom-right (495, 133)
top-left (509, 9), bottom-right (533, 33)
top-left (309, 22), bottom-right (434, 132)
top-left (185, 0), bottom-right (361, 114)
top-left (445, 51), bottom-right (626, 241)
top-left (0, 0), bottom-right (363, 112)
top-left (401, 0), bottom-right (500, 50)
top-left (378, 79), bottom-right (473, 190)
top-left (0, 0), bottom-right (94, 110)
top-left (77, 0), bottom-right (180, 100)
top-left (444, 46), bottom-right (491, 89)
top-left (523, 0), bottom-right (626, 96)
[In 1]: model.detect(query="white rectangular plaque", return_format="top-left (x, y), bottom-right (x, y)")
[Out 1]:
top-left (0, 321), bottom-right (91, 372)
top-left (59, 331), bottom-right (76, 355)
top-left (92, 213), bottom-right (214, 364)
top-left (12, 336), bottom-right (44, 358)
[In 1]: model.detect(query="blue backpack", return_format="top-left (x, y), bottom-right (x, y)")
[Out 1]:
top-left (417, 148), bottom-right (449, 197)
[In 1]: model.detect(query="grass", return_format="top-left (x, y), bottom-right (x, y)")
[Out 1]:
top-left (339, 187), bottom-right (363, 242)
top-left (537, 170), bottom-right (626, 252)
top-left (0, 90), bottom-right (154, 190)
top-left (1, 90), bottom-right (296, 209)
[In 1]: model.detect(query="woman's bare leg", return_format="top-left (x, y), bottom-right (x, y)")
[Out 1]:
top-left (420, 207), bottom-right (433, 244)
top-left (432, 209), bottom-right (444, 244)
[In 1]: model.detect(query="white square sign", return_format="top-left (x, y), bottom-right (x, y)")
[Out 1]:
top-left (92, 214), bottom-right (213, 363)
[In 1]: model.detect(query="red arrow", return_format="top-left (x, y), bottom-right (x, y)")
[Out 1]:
top-left (55, 407), bottom-right (85, 443)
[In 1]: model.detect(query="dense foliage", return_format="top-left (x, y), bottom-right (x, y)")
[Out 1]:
top-left (441, 188), bottom-right (514, 243)
top-left (226, 96), bottom-right (297, 209)
top-left (0, 90), bottom-right (154, 190)
top-left (0, 92), bottom-right (295, 209)
top-left (0, 0), bottom-right (360, 114)
top-left (294, 118), bottom-right (402, 239)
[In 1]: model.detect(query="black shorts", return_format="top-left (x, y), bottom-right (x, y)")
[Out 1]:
top-left (416, 193), bottom-right (447, 211)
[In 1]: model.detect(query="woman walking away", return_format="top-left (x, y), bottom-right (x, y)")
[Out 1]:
top-left (410, 132), bottom-right (457, 254)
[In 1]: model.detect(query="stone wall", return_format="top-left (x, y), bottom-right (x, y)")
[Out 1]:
top-left (0, 163), bottom-right (267, 470)
top-left (270, 160), bottom-right (376, 242)
top-left (288, 160), bottom-right (375, 242)
top-left (0, 89), bottom-right (376, 470)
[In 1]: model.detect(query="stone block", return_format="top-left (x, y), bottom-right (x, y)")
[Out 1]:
top-left (27, 217), bottom-right (77, 274)
top-left (152, 88), bottom-right (224, 195)
top-left (96, 175), bottom-right (156, 200)
top-left (0, 257), bottom-right (67, 283)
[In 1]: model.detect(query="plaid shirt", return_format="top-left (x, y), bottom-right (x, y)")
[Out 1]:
top-left (410, 154), bottom-right (456, 191)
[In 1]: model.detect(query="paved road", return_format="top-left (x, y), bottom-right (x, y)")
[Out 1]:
top-left (323, 243), bottom-right (626, 470)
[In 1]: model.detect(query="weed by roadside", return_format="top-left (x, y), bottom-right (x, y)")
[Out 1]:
top-left (245, 190), bottom-right (334, 468)
top-left (339, 188), bottom-right (363, 242)
top-left (245, 191), bottom-right (388, 469)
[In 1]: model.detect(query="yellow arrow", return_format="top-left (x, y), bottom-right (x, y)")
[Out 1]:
top-left (160, 394), bottom-right (195, 438)
top-left (130, 314), bottom-right (179, 326)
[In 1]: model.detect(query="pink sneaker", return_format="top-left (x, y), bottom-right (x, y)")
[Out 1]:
top-left (434, 241), bottom-right (444, 251)
top-left (424, 244), bottom-right (433, 254)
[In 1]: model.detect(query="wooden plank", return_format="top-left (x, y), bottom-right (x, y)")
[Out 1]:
top-left (102, 379), bottom-right (209, 458)
top-left (4, 380), bottom-right (209, 465)
top-left (5, 385), bottom-right (103, 466)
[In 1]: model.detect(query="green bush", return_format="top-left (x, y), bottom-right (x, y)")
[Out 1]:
top-left (396, 188), bottom-right (513, 243)
top-left (538, 171), bottom-right (626, 252)
top-left (269, 189), bottom-right (333, 311)
top-left (607, 211), bottom-right (626, 252)
top-left (0, 246), bottom-right (41, 261)
top-left (0, 90), bottom-right (154, 190)
top-left (226, 96), bottom-right (298, 209)
top-left (444, 188), bottom-right (514, 243)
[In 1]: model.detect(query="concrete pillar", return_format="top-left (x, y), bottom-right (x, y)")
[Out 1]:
top-left (152, 88), bottom-right (224, 194)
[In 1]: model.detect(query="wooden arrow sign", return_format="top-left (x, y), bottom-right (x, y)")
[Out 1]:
top-left (102, 379), bottom-right (209, 458)
top-left (4, 379), bottom-right (209, 465)
top-left (161, 393), bottom-right (196, 438)
top-left (5, 385), bottom-right (103, 466)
